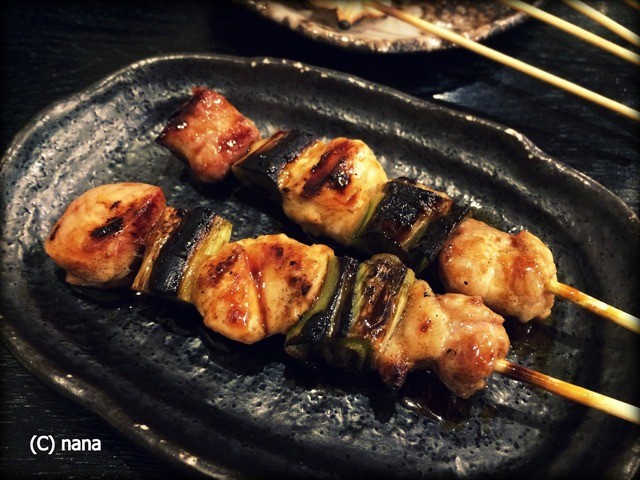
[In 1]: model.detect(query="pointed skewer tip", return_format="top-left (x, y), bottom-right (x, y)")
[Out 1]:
top-left (547, 280), bottom-right (640, 334)
top-left (494, 359), bottom-right (640, 425)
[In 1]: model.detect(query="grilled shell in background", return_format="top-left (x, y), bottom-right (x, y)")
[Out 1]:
top-left (239, 0), bottom-right (536, 53)
top-left (308, 0), bottom-right (389, 29)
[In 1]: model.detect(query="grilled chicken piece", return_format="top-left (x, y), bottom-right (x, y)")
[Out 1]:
top-left (44, 183), bottom-right (166, 288)
top-left (280, 137), bottom-right (388, 245)
top-left (193, 234), bottom-right (333, 344)
top-left (377, 281), bottom-right (510, 398)
top-left (438, 218), bottom-right (557, 322)
top-left (156, 87), bottom-right (261, 183)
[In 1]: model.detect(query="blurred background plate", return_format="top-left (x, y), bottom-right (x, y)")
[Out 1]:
top-left (238, 0), bottom-right (540, 53)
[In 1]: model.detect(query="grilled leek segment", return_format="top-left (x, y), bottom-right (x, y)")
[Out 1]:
top-left (409, 203), bottom-right (471, 275)
top-left (177, 214), bottom-right (233, 303)
top-left (324, 254), bottom-right (415, 371)
top-left (146, 207), bottom-right (232, 302)
top-left (232, 130), bottom-right (318, 202)
top-left (355, 178), bottom-right (453, 264)
top-left (284, 255), bottom-right (349, 360)
top-left (132, 206), bottom-right (185, 293)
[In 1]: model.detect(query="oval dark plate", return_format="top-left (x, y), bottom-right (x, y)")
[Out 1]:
top-left (0, 54), bottom-right (638, 479)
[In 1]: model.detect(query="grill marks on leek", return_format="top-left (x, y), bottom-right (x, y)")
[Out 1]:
top-left (323, 254), bottom-right (415, 372)
top-left (284, 255), bottom-right (353, 360)
top-left (132, 207), bottom-right (185, 294)
top-left (285, 254), bottom-right (415, 372)
top-left (232, 130), bottom-right (318, 202)
top-left (355, 178), bottom-right (453, 264)
top-left (133, 206), bottom-right (232, 303)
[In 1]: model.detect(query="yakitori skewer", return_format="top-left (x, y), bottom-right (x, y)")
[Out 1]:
top-left (364, 1), bottom-right (640, 121)
top-left (44, 183), bottom-right (640, 424)
top-left (499, 0), bottom-right (640, 64)
top-left (563, 0), bottom-right (640, 47)
top-left (155, 88), bottom-right (640, 333)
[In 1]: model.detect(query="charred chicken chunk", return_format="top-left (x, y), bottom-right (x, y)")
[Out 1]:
top-left (279, 137), bottom-right (388, 245)
top-left (193, 234), bottom-right (333, 344)
top-left (44, 183), bottom-right (166, 288)
top-left (156, 87), bottom-right (261, 183)
top-left (438, 218), bottom-right (557, 322)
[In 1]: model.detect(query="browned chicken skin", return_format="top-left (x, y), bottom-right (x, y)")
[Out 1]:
top-left (280, 137), bottom-right (388, 245)
top-left (156, 87), bottom-right (261, 183)
top-left (377, 281), bottom-right (510, 398)
top-left (193, 234), bottom-right (332, 344)
top-left (44, 183), bottom-right (166, 288)
top-left (439, 218), bottom-right (557, 322)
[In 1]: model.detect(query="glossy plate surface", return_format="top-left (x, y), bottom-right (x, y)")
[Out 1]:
top-left (1, 54), bottom-right (638, 479)
top-left (239, 0), bottom-right (536, 53)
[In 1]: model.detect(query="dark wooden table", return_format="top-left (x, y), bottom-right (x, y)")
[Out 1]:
top-left (1, 1), bottom-right (638, 478)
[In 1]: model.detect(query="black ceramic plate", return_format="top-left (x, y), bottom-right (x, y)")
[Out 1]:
top-left (1, 54), bottom-right (638, 479)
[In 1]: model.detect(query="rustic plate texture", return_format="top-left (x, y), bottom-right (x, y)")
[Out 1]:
top-left (238, 0), bottom-right (537, 53)
top-left (0, 54), bottom-right (638, 479)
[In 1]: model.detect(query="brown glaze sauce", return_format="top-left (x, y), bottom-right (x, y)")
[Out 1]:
top-left (400, 372), bottom-right (472, 424)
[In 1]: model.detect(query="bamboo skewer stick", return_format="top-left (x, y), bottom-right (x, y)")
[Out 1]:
top-left (494, 359), bottom-right (640, 424)
top-left (367, 1), bottom-right (640, 121)
top-left (499, 0), bottom-right (640, 64)
top-left (622, 0), bottom-right (640, 11)
top-left (563, 0), bottom-right (640, 47)
top-left (547, 280), bottom-right (640, 334)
